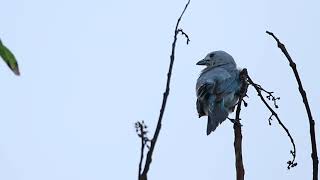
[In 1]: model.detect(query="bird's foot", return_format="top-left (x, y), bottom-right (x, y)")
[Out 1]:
top-left (227, 117), bottom-right (236, 123)
top-left (227, 117), bottom-right (242, 126)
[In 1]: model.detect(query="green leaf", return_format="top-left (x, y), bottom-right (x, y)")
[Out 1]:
top-left (0, 40), bottom-right (20, 76)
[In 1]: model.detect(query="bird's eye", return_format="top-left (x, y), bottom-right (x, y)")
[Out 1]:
top-left (209, 53), bottom-right (215, 58)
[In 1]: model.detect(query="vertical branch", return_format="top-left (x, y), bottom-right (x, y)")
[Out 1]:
top-left (266, 31), bottom-right (318, 179)
top-left (135, 121), bottom-right (148, 178)
top-left (138, 128), bottom-right (145, 177)
top-left (137, 1), bottom-right (191, 180)
top-left (233, 69), bottom-right (248, 180)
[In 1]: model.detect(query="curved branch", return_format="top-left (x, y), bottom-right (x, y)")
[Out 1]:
top-left (266, 31), bottom-right (318, 179)
top-left (247, 74), bottom-right (297, 169)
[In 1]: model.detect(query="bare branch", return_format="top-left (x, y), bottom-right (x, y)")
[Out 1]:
top-left (177, 29), bottom-right (190, 44)
top-left (135, 121), bottom-right (149, 178)
top-left (137, 1), bottom-right (191, 180)
top-left (254, 83), bottom-right (280, 109)
top-left (247, 75), bottom-right (297, 169)
top-left (266, 30), bottom-right (318, 179)
top-left (233, 69), bottom-right (249, 180)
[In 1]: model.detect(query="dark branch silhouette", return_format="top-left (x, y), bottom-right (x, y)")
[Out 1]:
top-left (247, 74), bottom-right (297, 169)
top-left (136, 1), bottom-right (191, 180)
top-left (233, 69), bottom-right (249, 180)
top-left (255, 84), bottom-right (280, 109)
top-left (266, 30), bottom-right (318, 179)
top-left (135, 121), bottom-right (149, 179)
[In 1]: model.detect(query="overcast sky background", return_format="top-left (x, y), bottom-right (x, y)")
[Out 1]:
top-left (0, 0), bottom-right (319, 179)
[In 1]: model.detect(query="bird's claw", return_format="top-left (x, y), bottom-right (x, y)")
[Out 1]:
top-left (227, 117), bottom-right (242, 126)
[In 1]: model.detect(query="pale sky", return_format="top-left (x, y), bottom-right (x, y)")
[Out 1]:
top-left (0, 0), bottom-right (319, 179)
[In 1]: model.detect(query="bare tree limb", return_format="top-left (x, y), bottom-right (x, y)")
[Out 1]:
top-left (136, 1), bottom-right (191, 180)
top-left (247, 74), bottom-right (297, 169)
top-left (233, 69), bottom-right (249, 180)
top-left (266, 31), bottom-right (318, 179)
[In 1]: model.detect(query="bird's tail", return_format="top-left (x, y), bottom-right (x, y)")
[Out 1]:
top-left (207, 97), bottom-right (229, 135)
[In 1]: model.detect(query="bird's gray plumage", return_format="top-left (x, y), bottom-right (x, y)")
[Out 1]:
top-left (196, 51), bottom-right (241, 135)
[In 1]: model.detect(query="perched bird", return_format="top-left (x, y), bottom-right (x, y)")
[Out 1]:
top-left (196, 51), bottom-right (241, 135)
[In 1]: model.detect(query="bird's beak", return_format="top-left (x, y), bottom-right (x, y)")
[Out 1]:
top-left (196, 59), bottom-right (207, 65)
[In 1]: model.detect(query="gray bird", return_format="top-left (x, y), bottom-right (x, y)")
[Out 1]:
top-left (196, 51), bottom-right (241, 135)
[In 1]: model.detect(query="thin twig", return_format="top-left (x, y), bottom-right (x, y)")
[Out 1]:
top-left (266, 30), bottom-right (318, 179)
top-left (135, 121), bottom-right (147, 178)
top-left (234, 69), bottom-right (249, 180)
top-left (138, 1), bottom-right (191, 180)
top-left (138, 126), bottom-right (144, 177)
top-left (177, 29), bottom-right (190, 44)
top-left (255, 83), bottom-right (280, 109)
top-left (247, 74), bottom-right (297, 169)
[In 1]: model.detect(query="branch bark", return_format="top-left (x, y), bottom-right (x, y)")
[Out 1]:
top-left (233, 69), bottom-right (249, 180)
top-left (266, 31), bottom-right (318, 179)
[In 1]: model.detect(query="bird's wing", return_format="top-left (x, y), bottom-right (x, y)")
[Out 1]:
top-left (206, 71), bottom-right (239, 135)
top-left (215, 69), bottom-right (239, 95)
top-left (197, 67), bottom-right (235, 97)
top-left (196, 68), bottom-right (233, 117)
top-left (196, 82), bottom-right (214, 100)
top-left (196, 68), bottom-right (240, 135)
top-left (196, 83), bottom-right (214, 117)
top-left (215, 69), bottom-right (240, 112)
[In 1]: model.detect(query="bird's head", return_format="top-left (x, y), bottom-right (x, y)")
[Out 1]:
top-left (196, 50), bottom-right (236, 68)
